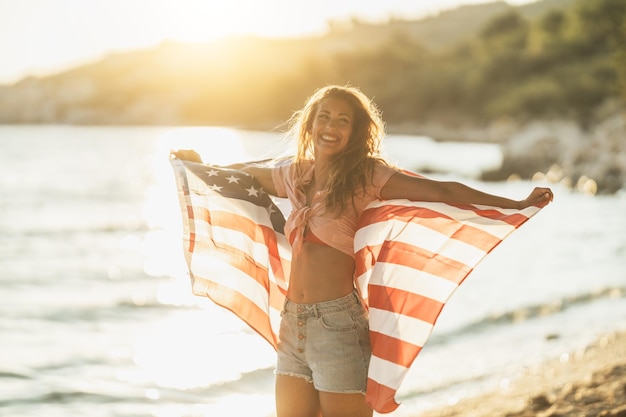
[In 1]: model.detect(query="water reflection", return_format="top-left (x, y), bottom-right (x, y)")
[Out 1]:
top-left (133, 130), bottom-right (278, 408)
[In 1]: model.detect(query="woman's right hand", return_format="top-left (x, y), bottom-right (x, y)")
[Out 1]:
top-left (519, 186), bottom-right (554, 209)
top-left (170, 149), bottom-right (203, 163)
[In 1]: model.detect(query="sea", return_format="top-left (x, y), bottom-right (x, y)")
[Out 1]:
top-left (1, 125), bottom-right (625, 417)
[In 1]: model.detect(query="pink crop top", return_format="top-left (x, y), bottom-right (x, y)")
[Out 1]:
top-left (271, 160), bottom-right (397, 257)
top-left (301, 228), bottom-right (328, 247)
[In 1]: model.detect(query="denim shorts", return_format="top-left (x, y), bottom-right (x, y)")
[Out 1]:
top-left (275, 290), bottom-right (371, 393)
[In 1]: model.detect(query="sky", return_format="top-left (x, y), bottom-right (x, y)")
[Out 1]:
top-left (0, 0), bottom-right (534, 85)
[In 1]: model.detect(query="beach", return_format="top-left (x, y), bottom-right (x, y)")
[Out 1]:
top-left (418, 330), bottom-right (626, 417)
top-left (1, 125), bottom-right (624, 417)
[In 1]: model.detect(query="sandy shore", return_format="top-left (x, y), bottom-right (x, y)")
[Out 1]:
top-left (417, 331), bottom-right (626, 417)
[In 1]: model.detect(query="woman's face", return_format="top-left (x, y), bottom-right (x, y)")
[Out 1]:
top-left (310, 97), bottom-right (354, 159)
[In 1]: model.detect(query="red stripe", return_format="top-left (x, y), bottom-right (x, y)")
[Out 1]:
top-left (370, 330), bottom-right (423, 368)
top-left (356, 240), bottom-right (472, 284)
top-left (214, 215), bottom-right (287, 285)
top-left (186, 203), bottom-right (195, 220)
top-left (190, 207), bottom-right (287, 283)
top-left (368, 284), bottom-right (445, 324)
top-left (366, 378), bottom-right (401, 413)
top-left (195, 206), bottom-right (279, 246)
top-left (186, 203), bottom-right (288, 323)
top-left (191, 237), bottom-right (270, 287)
top-left (459, 205), bottom-right (531, 227)
top-left (192, 278), bottom-right (278, 350)
top-left (195, 206), bottom-right (284, 262)
top-left (268, 279), bottom-right (287, 311)
top-left (187, 231), bottom-right (196, 253)
top-left (361, 204), bottom-right (502, 253)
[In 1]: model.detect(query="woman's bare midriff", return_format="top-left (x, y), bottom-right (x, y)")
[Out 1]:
top-left (287, 242), bottom-right (356, 304)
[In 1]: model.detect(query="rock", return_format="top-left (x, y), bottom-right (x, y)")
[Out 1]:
top-left (481, 120), bottom-right (584, 183)
top-left (481, 112), bottom-right (626, 194)
top-left (612, 405), bottom-right (626, 417)
top-left (600, 405), bottom-right (626, 417)
top-left (529, 394), bottom-right (553, 411)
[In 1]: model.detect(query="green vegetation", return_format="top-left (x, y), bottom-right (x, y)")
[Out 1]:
top-left (321, 0), bottom-right (626, 128)
top-left (1, 0), bottom-right (624, 129)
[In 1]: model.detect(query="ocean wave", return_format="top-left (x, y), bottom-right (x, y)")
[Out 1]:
top-left (429, 286), bottom-right (625, 345)
top-left (1, 299), bottom-right (186, 324)
top-left (0, 370), bottom-right (32, 380)
top-left (0, 389), bottom-right (136, 407)
top-left (179, 366), bottom-right (276, 399)
top-left (0, 224), bottom-right (149, 237)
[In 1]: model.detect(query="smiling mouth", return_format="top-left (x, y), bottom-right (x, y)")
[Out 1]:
top-left (321, 134), bottom-right (339, 143)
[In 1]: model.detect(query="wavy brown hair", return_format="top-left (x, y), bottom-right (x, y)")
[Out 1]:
top-left (286, 85), bottom-right (388, 212)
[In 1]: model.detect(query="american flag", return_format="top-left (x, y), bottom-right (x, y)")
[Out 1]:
top-left (170, 158), bottom-right (543, 413)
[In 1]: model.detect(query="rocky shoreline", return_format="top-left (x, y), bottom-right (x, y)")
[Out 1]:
top-left (482, 112), bottom-right (626, 195)
top-left (391, 108), bottom-right (626, 195)
top-left (416, 330), bottom-right (626, 417)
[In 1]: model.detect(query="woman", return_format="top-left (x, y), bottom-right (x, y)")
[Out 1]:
top-left (172, 85), bottom-right (553, 417)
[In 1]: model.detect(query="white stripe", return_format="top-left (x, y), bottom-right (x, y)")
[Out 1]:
top-left (187, 224), bottom-right (273, 271)
top-left (189, 215), bottom-right (291, 287)
top-left (188, 193), bottom-right (278, 230)
top-left (269, 306), bottom-right (282, 337)
top-left (190, 253), bottom-right (269, 312)
top-left (355, 273), bottom-right (370, 301)
top-left (473, 203), bottom-right (541, 219)
top-left (275, 235), bottom-right (292, 262)
top-left (354, 220), bottom-right (391, 252)
top-left (210, 225), bottom-right (275, 264)
top-left (362, 200), bottom-right (521, 239)
top-left (208, 229), bottom-right (290, 291)
top-left (368, 307), bottom-right (434, 347)
top-left (367, 355), bottom-right (409, 391)
top-left (367, 262), bottom-right (459, 303)
top-left (356, 219), bottom-right (487, 267)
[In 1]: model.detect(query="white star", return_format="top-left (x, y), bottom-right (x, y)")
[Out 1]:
top-left (226, 175), bottom-right (240, 184)
top-left (206, 169), bottom-right (219, 177)
top-left (209, 184), bottom-right (223, 192)
top-left (246, 186), bottom-right (260, 197)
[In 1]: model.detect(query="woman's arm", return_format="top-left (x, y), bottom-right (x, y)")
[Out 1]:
top-left (237, 165), bottom-right (278, 196)
top-left (381, 172), bottom-right (553, 209)
top-left (170, 149), bottom-right (278, 195)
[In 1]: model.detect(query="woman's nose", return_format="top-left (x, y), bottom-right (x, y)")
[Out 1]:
top-left (327, 119), bottom-right (340, 129)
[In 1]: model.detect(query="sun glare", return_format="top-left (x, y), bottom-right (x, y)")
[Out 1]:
top-left (160, 1), bottom-right (240, 42)
top-left (141, 0), bottom-right (542, 44)
top-left (132, 0), bottom-right (521, 45)
top-left (154, 0), bottom-right (327, 43)
top-left (2, 0), bottom-right (544, 85)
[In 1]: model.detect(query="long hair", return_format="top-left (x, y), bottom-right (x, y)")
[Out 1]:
top-left (286, 85), bottom-right (387, 212)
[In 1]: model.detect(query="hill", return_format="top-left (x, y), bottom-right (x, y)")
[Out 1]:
top-left (0, 0), bottom-right (583, 127)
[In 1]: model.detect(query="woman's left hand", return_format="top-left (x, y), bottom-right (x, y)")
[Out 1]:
top-left (170, 149), bottom-right (203, 163)
top-left (520, 187), bottom-right (554, 209)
